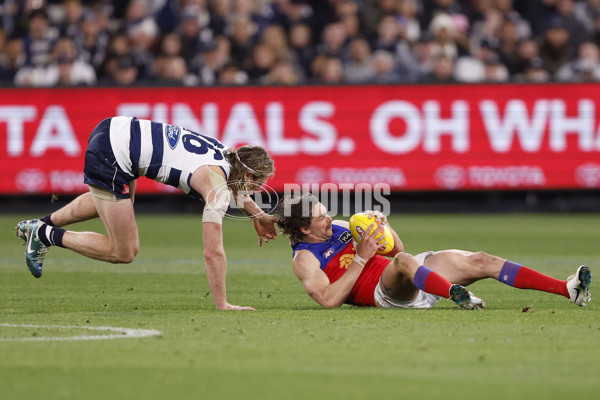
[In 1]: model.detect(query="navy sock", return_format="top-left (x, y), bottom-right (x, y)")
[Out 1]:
top-left (40, 214), bottom-right (56, 226)
top-left (38, 224), bottom-right (66, 248)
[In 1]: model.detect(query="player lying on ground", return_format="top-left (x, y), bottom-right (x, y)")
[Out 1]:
top-left (277, 193), bottom-right (591, 309)
top-left (15, 116), bottom-right (277, 310)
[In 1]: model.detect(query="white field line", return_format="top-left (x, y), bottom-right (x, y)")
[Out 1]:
top-left (0, 323), bottom-right (162, 341)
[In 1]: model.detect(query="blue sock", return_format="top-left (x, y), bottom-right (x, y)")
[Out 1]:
top-left (498, 261), bottom-right (523, 287)
top-left (413, 266), bottom-right (432, 292)
top-left (38, 224), bottom-right (66, 248)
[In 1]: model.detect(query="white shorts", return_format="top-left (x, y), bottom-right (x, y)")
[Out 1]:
top-left (373, 251), bottom-right (441, 309)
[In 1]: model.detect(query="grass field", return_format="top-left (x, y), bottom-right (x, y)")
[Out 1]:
top-left (1, 212), bottom-right (599, 400)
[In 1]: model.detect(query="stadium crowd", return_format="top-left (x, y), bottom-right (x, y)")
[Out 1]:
top-left (1, 0), bottom-right (600, 87)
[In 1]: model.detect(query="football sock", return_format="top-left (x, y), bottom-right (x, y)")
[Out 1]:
top-left (40, 214), bottom-right (56, 226)
top-left (37, 224), bottom-right (66, 248)
top-left (498, 261), bottom-right (569, 298)
top-left (413, 266), bottom-right (453, 298)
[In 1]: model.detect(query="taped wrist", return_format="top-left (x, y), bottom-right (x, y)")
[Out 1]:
top-left (352, 254), bottom-right (367, 267)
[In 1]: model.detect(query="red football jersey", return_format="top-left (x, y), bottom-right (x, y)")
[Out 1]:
top-left (292, 225), bottom-right (392, 307)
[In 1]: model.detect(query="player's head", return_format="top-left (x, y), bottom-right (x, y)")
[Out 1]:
top-left (278, 192), bottom-right (331, 243)
top-left (225, 145), bottom-right (274, 194)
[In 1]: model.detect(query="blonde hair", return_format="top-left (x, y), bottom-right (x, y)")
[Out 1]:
top-left (225, 145), bottom-right (274, 193)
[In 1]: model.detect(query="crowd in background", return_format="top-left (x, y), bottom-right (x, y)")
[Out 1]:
top-left (1, 0), bottom-right (600, 87)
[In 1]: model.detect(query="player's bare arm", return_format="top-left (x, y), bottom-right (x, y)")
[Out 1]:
top-left (238, 194), bottom-right (278, 246)
top-left (192, 166), bottom-right (254, 311)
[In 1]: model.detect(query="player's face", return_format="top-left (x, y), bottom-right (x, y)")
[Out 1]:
top-left (306, 203), bottom-right (333, 241)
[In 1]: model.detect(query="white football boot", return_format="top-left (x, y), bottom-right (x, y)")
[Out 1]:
top-left (566, 265), bottom-right (592, 307)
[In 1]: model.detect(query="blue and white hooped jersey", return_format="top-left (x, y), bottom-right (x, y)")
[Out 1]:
top-left (109, 116), bottom-right (230, 196)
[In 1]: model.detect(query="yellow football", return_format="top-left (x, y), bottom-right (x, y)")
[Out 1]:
top-left (349, 213), bottom-right (394, 255)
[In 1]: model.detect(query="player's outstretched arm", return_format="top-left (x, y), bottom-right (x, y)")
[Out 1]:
top-left (240, 198), bottom-right (278, 246)
top-left (203, 222), bottom-right (255, 311)
top-left (192, 166), bottom-right (254, 310)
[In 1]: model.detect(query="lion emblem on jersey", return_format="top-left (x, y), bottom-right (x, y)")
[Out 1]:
top-left (339, 254), bottom-right (355, 270)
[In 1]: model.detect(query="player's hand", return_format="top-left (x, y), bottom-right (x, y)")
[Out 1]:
top-left (253, 215), bottom-right (278, 246)
top-left (364, 210), bottom-right (388, 225)
top-left (355, 223), bottom-right (387, 260)
top-left (218, 302), bottom-right (256, 311)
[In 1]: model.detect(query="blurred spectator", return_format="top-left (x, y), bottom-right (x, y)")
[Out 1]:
top-left (371, 14), bottom-right (402, 53)
top-left (397, 0), bottom-right (421, 44)
top-left (154, 55), bottom-right (197, 85)
top-left (77, 10), bottom-right (110, 73)
top-left (555, 0), bottom-right (590, 47)
top-left (261, 58), bottom-right (300, 85)
top-left (97, 30), bottom-right (130, 82)
top-left (126, 0), bottom-right (160, 80)
top-left (539, 18), bottom-right (575, 77)
top-left (369, 50), bottom-right (401, 83)
top-left (0, 37), bottom-right (25, 84)
top-left (314, 56), bottom-right (345, 84)
top-left (344, 37), bottom-right (375, 83)
top-left (209, 0), bottom-right (231, 36)
top-left (178, 5), bottom-right (215, 71)
top-left (3, 0), bottom-right (600, 87)
top-left (556, 40), bottom-right (600, 81)
top-left (217, 61), bottom-right (248, 85)
top-left (483, 56), bottom-right (509, 82)
top-left (99, 54), bottom-right (140, 86)
top-left (574, 0), bottom-right (600, 34)
top-left (197, 36), bottom-right (231, 85)
top-left (428, 13), bottom-right (462, 60)
top-left (261, 24), bottom-right (292, 61)
top-left (58, 0), bottom-right (84, 40)
top-left (495, 0), bottom-right (532, 40)
top-left (512, 38), bottom-right (541, 75)
top-left (514, 56), bottom-right (551, 82)
top-left (289, 22), bottom-right (315, 79)
top-left (228, 14), bottom-right (258, 68)
top-left (420, 54), bottom-right (456, 83)
top-left (316, 22), bottom-right (348, 59)
top-left (15, 36), bottom-right (96, 87)
top-left (245, 42), bottom-right (277, 83)
top-left (497, 17), bottom-right (522, 74)
top-left (23, 8), bottom-right (58, 67)
top-left (455, 36), bottom-right (501, 82)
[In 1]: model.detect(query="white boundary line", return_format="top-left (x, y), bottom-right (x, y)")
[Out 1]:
top-left (0, 323), bottom-right (162, 341)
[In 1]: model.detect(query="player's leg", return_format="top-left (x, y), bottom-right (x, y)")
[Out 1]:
top-left (378, 252), bottom-right (484, 309)
top-left (424, 250), bottom-right (591, 306)
top-left (43, 192), bottom-right (99, 227)
top-left (21, 180), bottom-right (137, 230)
top-left (60, 194), bottom-right (139, 263)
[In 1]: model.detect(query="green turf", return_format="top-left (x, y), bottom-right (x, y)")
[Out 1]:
top-left (1, 213), bottom-right (599, 400)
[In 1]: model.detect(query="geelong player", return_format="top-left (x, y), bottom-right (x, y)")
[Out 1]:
top-left (16, 116), bottom-right (277, 310)
top-left (278, 193), bottom-right (592, 309)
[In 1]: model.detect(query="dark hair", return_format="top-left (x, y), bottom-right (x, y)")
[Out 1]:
top-left (277, 192), bottom-right (319, 244)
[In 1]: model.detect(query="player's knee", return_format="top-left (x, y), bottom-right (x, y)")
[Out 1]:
top-left (468, 251), bottom-right (495, 271)
top-left (111, 245), bottom-right (139, 264)
top-left (392, 252), bottom-right (417, 274)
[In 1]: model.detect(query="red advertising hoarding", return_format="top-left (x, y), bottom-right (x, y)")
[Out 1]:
top-left (1, 84), bottom-right (600, 195)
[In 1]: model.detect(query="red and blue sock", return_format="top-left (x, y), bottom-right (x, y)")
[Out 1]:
top-left (498, 261), bottom-right (569, 298)
top-left (413, 266), bottom-right (453, 298)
